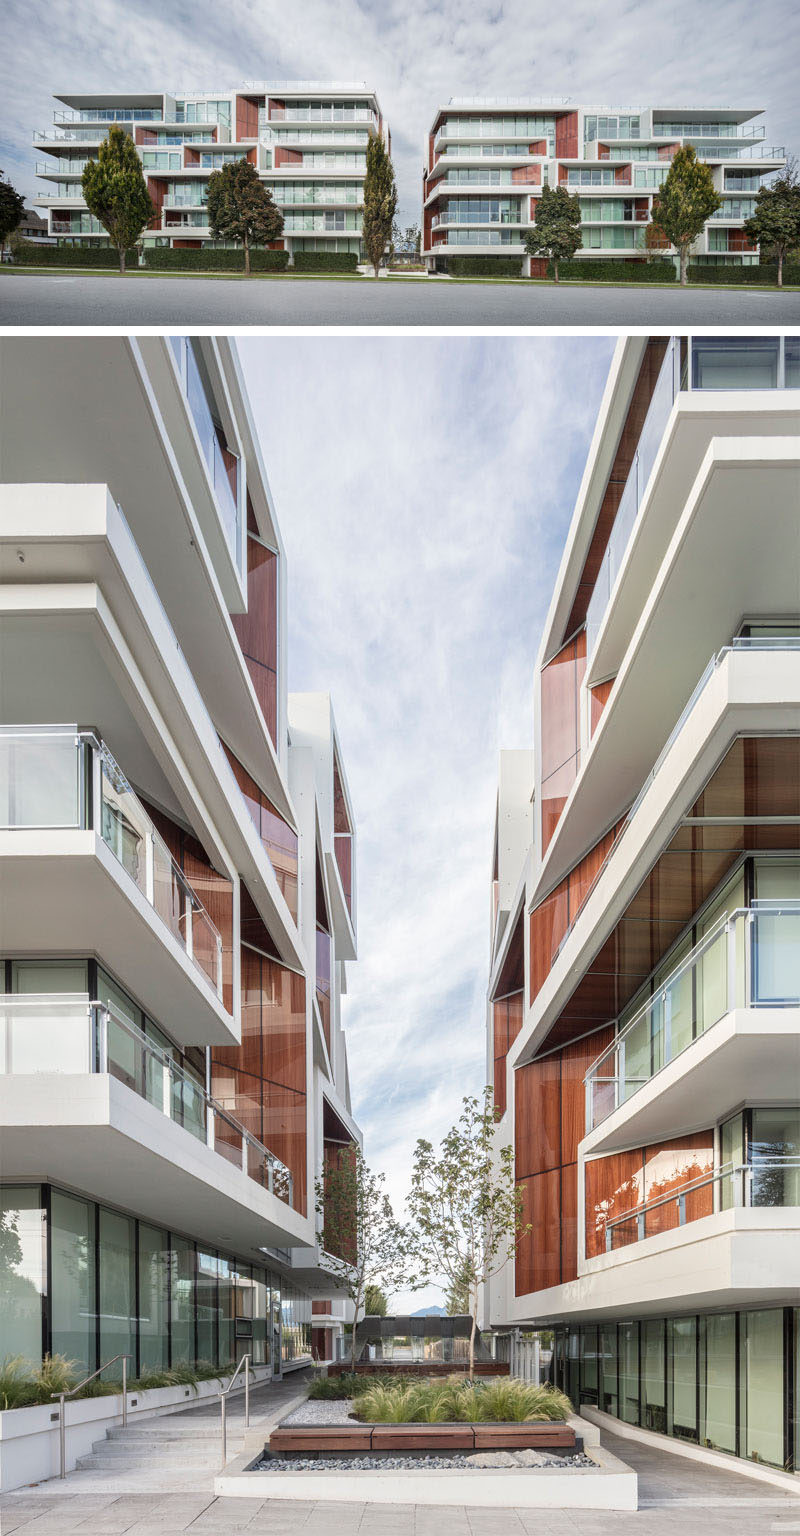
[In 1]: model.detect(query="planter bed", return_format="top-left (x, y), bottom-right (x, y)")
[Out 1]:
top-left (269, 1421), bottom-right (577, 1456)
top-left (327, 1361), bottom-right (508, 1377)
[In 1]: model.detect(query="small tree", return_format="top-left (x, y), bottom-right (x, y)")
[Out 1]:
top-left (524, 183), bottom-right (582, 282)
top-left (651, 145), bottom-right (722, 286)
top-left (316, 1144), bottom-right (408, 1367)
top-left (206, 158), bottom-right (284, 276)
top-left (0, 171), bottom-right (25, 255)
top-left (444, 1256), bottom-right (472, 1315)
top-left (406, 1088), bottom-right (531, 1379)
top-left (81, 125), bottom-right (154, 275)
top-left (363, 1283), bottom-right (389, 1317)
top-left (362, 131), bottom-right (397, 277)
top-left (744, 161), bottom-right (800, 287)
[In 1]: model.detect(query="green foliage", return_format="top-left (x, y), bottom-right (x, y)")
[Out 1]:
top-left (364, 1284), bottom-right (389, 1316)
top-left (687, 261), bottom-right (800, 285)
top-left (316, 1145), bottom-right (410, 1367)
top-left (12, 244), bottom-right (139, 267)
top-left (82, 125), bottom-right (155, 273)
top-left (524, 184), bottom-right (583, 278)
top-left (447, 256), bottom-right (523, 277)
top-left (362, 131), bottom-right (398, 275)
top-left (349, 1375), bottom-right (572, 1424)
top-left (650, 146), bottom-right (722, 284)
top-left (406, 1089), bottom-right (530, 1378)
top-left (445, 1257), bottom-right (472, 1315)
top-left (743, 164), bottom-right (800, 284)
top-left (291, 251), bottom-right (359, 272)
top-left (0, 170), bottom-right (26, 249)
top-left (142, 246), bottom-right (289, 272)
top-left (0, 1356), bottom-right (40, 1410)
top-left (206, 159), bottom-right (284, 274)
top-left (547, 259), bottom-right (675, 283)
top-left (308, 1371), bottom-right (417, 1399)
top-left (0, 1356), bottom-right (228, 1411)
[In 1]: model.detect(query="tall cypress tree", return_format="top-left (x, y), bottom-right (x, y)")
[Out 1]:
top-left (0, 170), bottom-right (25, 255)
top-left (82, 125), bottom-right (155, 274)
top-left (362, 131), bottom-right (397, 277)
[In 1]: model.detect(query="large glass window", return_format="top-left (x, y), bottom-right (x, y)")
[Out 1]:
top-left (667, 1317), bottom-right (697, 1442)
top-left (218, 1256), bottom-right (234, 1369)
top-left (51, 1190), bottom-right (96, 1374)
top-left (740, 1310), bottom-right (785, 1467)
top-left (170, 1235), bottom-right (195, 1364)
top-left (599, 1324), bottom-right (618, 1414)
top-left (752, 858), bottom-right (800, 1004)
top-left (579, 1325), bottom-right (599, 1404)
top-left (642, 1320), bottom-right (666, 1433)
top-left (196, 1249), bottom-right (219, 1366)
top-left (750, 1108), bottom-right (800, 1206)
top-left (619, 1322), bottom-right (640, 1423)
top-left (99, 1209), bottom-right (135, 1373)
top-left (692, 337), bottom-right (780, 390)
top-left (0, 1186), bottom-right (45, 1366)
top-left (138, 1224), bottom-right (169, 1371)
top-left (701, 1313), bottom-right (737, 1454)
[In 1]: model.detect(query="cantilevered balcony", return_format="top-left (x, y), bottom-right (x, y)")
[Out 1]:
top-left (603, 1156), bottom-right (800, 1253)
top-left (0, 725), bottom-right (233, 1046)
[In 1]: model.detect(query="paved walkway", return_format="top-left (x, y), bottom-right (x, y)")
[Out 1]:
top-left (1, 1388), bottom-right (798, 1533)
top-left (1, 271), bottom-right (799, 326)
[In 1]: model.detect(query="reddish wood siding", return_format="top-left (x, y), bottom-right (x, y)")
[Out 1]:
top-left (554, 112), bottom-right (579, 159)
top-left (585, 1130), bottom-right (714, 1256)
top-left (236, 95), bottom-right (259, 140)
top-left (530, 818), bottom-right (625, 1003)
top-left (540, 628), bottom-right (587, 852)
top-left (231, 509), bottom-right (279, 746)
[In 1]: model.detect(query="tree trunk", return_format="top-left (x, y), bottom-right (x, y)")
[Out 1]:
top-left (778, 250), bottom-right (783, 287)
top-left (468, 1311), bottom-right (477, 1383)
top-left (679, 245), bottom-right (688, 287)
top-left (244, 234), bottom-right (251, 277)
top-left (553, 259), bottom-right (559, 283)
top-left (119, 246), bottom-right (126, 276)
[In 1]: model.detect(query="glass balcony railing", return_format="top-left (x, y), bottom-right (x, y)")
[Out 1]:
top-left (585, 904), bottom-right (800, 1132)
top-left (54, 108), bottom-right (163, 123)
top-left (169, 337), bottom-right (240, 562)
top-left (0, 726), bottom-right (224, 1001)
top-left (0, 994), bottom-right (293, 1205)
top-left (585, 337), bottom-right (682, 658)
top-left (603, 1157), bottom-right (800, 1252)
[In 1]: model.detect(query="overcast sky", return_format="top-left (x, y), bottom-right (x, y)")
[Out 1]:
top-left (3, 0), bottom-right (797, 225)
top-left (239, 335), bottom-right (615, 1309)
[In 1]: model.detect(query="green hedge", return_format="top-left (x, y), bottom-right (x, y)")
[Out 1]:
top-left (291, 251), bottom-right (359, 272)
top-left (548, 259), bottom-right (676, 283)
top-left (142, 247), bottom-right (289, 272)
top-left (448, 256), bottom-right (523, 278)
top-left (687, 263), bottom-right (800, 286)
top-left (14, 244), bottom-right (138, 268)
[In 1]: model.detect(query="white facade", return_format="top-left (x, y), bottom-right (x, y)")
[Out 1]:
top-left (32, 83), bottom-right (387, 259)
top-left (0, 336), bottom-right (361, 1399)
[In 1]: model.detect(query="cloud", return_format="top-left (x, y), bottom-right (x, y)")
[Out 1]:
top-left (2, 0), bottom-right (797, 222)
top-left (238, 334), bottom-right (615, 1305)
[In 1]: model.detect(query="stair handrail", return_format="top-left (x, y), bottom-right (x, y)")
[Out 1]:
top-left (220, 1352), bottom-right (251, 1463)
top-left (52, 1353), bottom-right (131, 1479)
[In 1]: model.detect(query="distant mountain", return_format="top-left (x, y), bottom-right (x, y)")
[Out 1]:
top-left (411, 1305), bottom-right (448, 1316)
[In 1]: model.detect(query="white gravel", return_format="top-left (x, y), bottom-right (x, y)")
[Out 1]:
top-left (281, 1397), bottom-right (357, 1426)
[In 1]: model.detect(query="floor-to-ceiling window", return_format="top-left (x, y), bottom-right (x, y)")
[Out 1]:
top-left (0, 1185), bottom-right (45, 1365)
top-left (701, 1313), bottom-right (737, 1455)
top-left (98, 1208), bottom-right (136, 1374)
top-left (740, 1310), bottom-right (785, 1468)
top-left (51, 1189), bottom-right (96, 1374)
top-left (138, 1223), bottom-right (169, 1371)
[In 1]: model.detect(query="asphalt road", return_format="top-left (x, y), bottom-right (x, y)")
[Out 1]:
top-left (2, 272), bottom-right (799, 327)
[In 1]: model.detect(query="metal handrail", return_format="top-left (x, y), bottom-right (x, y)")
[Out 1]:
top-left (220, 1353), bottom-right (250, 1462)
top-left (53, 1353), bottom-right (130, 1478)
top-left (603, 1158), bottom-right (800, 1250)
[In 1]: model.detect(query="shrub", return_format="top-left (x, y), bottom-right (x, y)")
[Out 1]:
top-left (32, 1353), bottom-right (80, 1396)
top-left (142, 246), bottom-right (289, 272)
top-left (0, 1356), bottom-right (39, 1411)
top-left (291, 252), bottom-right (359, 273)
top-left (547, 259), bottom-right (675, 284)
top-left (349, 1375), bottom-right (572, 1423)
top-left (448, 256), bottom-right (523, 279)
top-left (13, 244), bottom-right (139, 268)
top-left (687, 262), bottom-right (800, 285)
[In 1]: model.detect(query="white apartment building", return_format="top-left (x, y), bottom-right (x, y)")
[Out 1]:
top-left (486, 335), bottom-right (800, 1473)
top-left (422, 101), bottom-right (786, 274)
top-left (0, 337), bottom-right (361, 1427)
top-left (32, 83), bottom-right (387, 259)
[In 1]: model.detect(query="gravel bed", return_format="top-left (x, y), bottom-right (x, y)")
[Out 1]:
top-left (254, 1451), bottom-right (594, 1472)
top-left (281, 1398), bottom-right (357, 1426)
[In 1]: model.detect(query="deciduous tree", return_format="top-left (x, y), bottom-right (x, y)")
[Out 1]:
top-left (0, 171), bottom-right (25, 255)
top-left (206, 158), bottom-right (284, 276)
top-left (362, 132), bottom-right (397, 276)
top-left (524, 184), bottom-right (582, 281)
top-left (316, 1145), bottom-right (408, 1367)
top-left (650, 145), bottom-right (722, 286)
top-left (81, 125), bottom-right (155, 274)
top-left (744, 160), bottom-right (800, 286)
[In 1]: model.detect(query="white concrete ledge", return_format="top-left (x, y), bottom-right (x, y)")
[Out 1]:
top-left (580, 1406), bottom-right (800, 1496)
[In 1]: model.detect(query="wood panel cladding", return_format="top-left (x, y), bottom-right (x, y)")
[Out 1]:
top-left (492, 992), bottom-right (523, 1116)
top-left (540, 629), bottom-right (587, 853)
top-left (530, 819), bottom-right (625, 1004)
top-left (236, 95), bottom-right (260, 140)
top-left (221, 741), bottom-right (298, 922)
top-left (511, 164), bottom-right (541, 184)
top-left (231, 507), bottom-right (278, 746)
top-left (562, 338), bottom-right (670, 640)
top-left (514, 1026), bottom-right (614, 1294)
top-left (142, 799), bottom-right (234, 1015)
top-left (585, 1130), bottom-right (714, 1257)
top-left (554, 111), bottom-right (579, 160)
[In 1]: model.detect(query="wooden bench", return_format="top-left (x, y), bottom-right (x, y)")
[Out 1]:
top-left (269, 1421), bottom-right (576, 1456)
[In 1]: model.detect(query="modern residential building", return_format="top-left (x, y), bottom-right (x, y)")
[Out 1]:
top-left (422, 101), bottom-right (786, 274)
top-left (486, 336), bottom-right (800, 1473)
top-left (32, 83), bottom-right (387, 260)
top-left (0, 337), bottom-right (361, 1404)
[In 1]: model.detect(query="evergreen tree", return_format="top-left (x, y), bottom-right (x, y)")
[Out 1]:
top-left (651, 145), bottom-right (722, 286)
top-left (81, 125), bottom-right (155, 274)
top-left (0, 170), bottom-right (25, 254)
top-left (524, 184), bottom-right (582, 282)
top-left (362, 132), bottom-right (397, 276)
top-left (316, 1145), bottom-right (409, 1366)
top-left (206, 158), bottom-right (284, 276)
top-left (363, 1283), bottom-right (389, 1317)
top-left (744, 162), bottom-right (800, 286)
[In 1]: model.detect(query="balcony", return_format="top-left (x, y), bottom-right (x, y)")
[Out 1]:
top-left (585, 904), bottom-right (800, 1133)
top-left (169, 336), bottom-right (240, 565)
top-left (266, 107), bottom-right (375, 124)
top-left (54, 108), bottom-right (162, 124)
top-left (0, 726), bottom-right (232, 1046)
top-left (603, 1157), bottom-right (800, 1253)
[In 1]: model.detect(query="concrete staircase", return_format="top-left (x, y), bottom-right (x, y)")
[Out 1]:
top-left (76, 1417), bottom-right (247, 1472)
